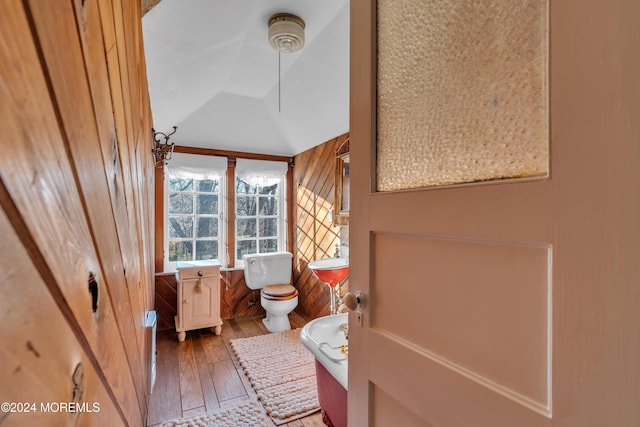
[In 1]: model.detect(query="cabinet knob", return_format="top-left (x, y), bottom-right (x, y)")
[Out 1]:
top-left (183, 299), bottom-right (188, 304)
top-left (197, 271), bottom-right (203, 277)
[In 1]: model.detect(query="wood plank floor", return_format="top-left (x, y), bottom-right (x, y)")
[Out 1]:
top-left (146, 313), bottom-right (326, 427)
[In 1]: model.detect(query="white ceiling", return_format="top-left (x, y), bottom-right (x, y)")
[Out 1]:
top-left (142, 0), bottom-right (349, 157)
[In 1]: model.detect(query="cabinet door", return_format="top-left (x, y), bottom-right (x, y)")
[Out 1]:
top-left (182, 278), bottom-right (220, 329)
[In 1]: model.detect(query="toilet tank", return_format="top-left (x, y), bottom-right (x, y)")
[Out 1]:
top-left (243, 252), bottom-right (293, 290)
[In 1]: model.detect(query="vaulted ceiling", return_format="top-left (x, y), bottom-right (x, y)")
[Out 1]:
top-left (142, 0), bottom-right (349, 156)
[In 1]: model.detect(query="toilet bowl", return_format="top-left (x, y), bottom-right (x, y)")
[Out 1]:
top-left (243, 252), bottom-right (298, 332)
top-left (261, 284), bottom-right (298, 332)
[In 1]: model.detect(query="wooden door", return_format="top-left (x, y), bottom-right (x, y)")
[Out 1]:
top-left (348, 1), bottom-right (640, 426)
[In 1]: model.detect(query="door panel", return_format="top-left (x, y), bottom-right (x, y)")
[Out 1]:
top-left (372, 233), bottom-right (551, 412)
top-left (369, 331), bottom-right (549, 426)
top-left (349, 0), bottom-right (640, 426)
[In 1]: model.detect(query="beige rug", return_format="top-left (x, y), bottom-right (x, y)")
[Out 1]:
top-left (230, 329), bottom-right (320, 425)
top-left (158, 400), bottom-right (267, 427)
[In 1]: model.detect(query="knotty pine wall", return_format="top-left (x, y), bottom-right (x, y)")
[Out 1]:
top-left (293, 133), bottom-right (350, 320)
top-left (0, 1), bottom-right (153, 426)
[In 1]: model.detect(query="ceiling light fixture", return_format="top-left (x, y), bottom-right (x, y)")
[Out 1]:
top-left (268, 13), bottom-right (305, 53)
top-left (268, 13), bottom-right (305, 113)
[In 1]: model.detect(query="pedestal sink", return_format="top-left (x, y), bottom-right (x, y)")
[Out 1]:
top-left (308, 258), bottom-right (349, 315)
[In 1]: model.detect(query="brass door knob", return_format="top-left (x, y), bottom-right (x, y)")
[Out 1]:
top-left (343, 290), bottom-right (365, 311)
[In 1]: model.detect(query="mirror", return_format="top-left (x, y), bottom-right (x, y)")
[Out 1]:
top-left (334, 139), bottom-right (350, 226)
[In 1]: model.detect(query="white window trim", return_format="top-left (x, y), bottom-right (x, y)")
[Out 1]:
top-left (164, 154), bottom-right (228, 271)
top-left (234, 159), bottom-right (288, 268)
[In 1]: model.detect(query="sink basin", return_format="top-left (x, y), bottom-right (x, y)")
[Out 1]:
top-left (308, 258), bottom-right (349, 287)
top-left (176, 260), bottom-right (221, 268)
top-left (300, 313), bottom-right (348, 389)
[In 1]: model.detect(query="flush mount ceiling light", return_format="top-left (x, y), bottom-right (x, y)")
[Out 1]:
top-left (268, 13), bottom-right (305, 53)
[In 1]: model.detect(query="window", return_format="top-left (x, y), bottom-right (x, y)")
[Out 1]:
top-left (235, 159), bottom-right (288, 267)
top-left (165, 153), bottom-right (227, 270)
top-left (163, 154), bottom-right (288, 271)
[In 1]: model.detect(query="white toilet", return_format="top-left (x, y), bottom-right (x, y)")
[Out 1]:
top-left (243, 251), bottom-right (298, 333)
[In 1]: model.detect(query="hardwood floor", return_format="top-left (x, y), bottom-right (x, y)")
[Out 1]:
top-left (146, 313), bottom-right (326, 427)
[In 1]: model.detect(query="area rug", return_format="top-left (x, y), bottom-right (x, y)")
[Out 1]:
top-left (230, 328), bottom-right (320, 425)
top-left (158, 400), bottom-right (267, 427)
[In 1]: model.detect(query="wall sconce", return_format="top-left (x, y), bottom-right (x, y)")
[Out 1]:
top-left (152, 126), bottom-right (177, 167)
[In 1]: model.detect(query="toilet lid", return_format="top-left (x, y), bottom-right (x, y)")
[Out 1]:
top-left (262, 284), bottom-right (298, 299)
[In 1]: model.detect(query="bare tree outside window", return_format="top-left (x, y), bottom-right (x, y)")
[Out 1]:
top-left (168, 175), bottom-right (221, 262)
top-left (236, 177), bottom-right (282, 261)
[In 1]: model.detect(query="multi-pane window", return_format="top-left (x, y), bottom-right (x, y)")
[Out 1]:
top-left (167, 173), bottom-right (223, 266)
top-left (164, 154), bottom-right (286, 271)
top-left (164, 153), bottom-right (228, 270)
top-left (235, 158), bottom-right (287, 266)
top-left (236, 178), bottom-right (281, 261)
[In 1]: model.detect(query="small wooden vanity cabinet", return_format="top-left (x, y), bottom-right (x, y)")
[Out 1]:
top-left (175, 261), bottom-right (223, 341)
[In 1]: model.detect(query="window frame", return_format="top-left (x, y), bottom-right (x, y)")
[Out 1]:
top-left (159, 153), bottom-right (291, 273)
top-left (164, 169), bottom-right (227, 271)
top-left (234, 175), bottom-right (287, 268)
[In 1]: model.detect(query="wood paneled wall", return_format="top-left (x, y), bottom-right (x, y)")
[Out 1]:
top-left (293, 133), bottom-right (350, 320)
top-left (0, 1), bottom-right (152, 426)
top-left (155, 271), bottom-right (265, 330)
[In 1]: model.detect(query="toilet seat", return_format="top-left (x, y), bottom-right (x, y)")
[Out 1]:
top-left (262, 284), bottom-right (298, 301)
